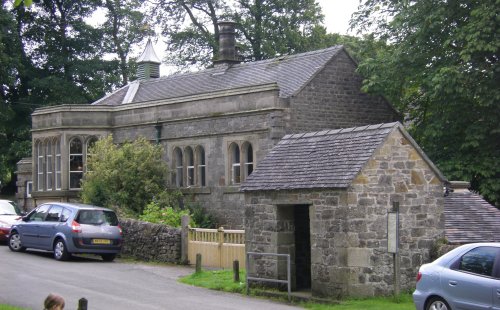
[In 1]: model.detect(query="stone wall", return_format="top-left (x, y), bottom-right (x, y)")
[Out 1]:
top-left (288, 49), bottom-right (399, 133)
top-left (120, 219), bottom-right (182, 263)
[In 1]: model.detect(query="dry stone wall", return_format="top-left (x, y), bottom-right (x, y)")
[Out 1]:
top-left (120, 219), bottom-right (181, 263)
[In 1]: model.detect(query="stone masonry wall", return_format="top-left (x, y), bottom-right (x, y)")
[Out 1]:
top-left (288, 49), bottom-right (399, 133)
top-left (311, 129), bottom-right (444, 298)
top-left (120, 219), bottom-right (181, 263)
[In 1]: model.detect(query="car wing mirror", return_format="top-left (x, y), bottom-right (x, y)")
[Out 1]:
top-left (22, 216), bottom-right (29, 222)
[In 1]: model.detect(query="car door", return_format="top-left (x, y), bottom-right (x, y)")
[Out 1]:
top-left (20, 204), bottom-right (50, 247)
top-left (441, 246), bottom-right (498, 310)
top-left (36, 205), bottom-right (64, 250)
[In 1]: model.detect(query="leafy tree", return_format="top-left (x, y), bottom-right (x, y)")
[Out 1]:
top-left (139, 202), bottom-right (191, 227)
top-left (151, 0), bottom-right (326, 70)
top-left (351, 0), bottom-right (500, 206)
top-left (101, 0), bottom-right (153, 85)
top-left (81, 135), bottom-right (181, 217)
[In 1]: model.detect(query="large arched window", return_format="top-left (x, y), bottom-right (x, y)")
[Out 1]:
top-left (46, 140), bottom-right (53, 190)
top-left (69, 138), bottom-right (83, 189)
top-left (229, 141), bottom-right (253, 185)
top-left (185, 147), bottom-right (194, 186)
top-left (195, 146), bottom-right (206, 187)
top-left (173, 147), bottom-right (183, 187)
top-left (55, 139), bottom-right (61, 190)
top-left (86, 136), bottom-right (98, 172)
top-left (242, 142), bottom-right (253, 179)
top-left (36, 141), bottom-right (43, 191)
top-left (229, 143), bottom-right (241, 184)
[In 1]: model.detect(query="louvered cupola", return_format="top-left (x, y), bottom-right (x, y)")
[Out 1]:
top-left (137, 38), bottom-right (161, 80)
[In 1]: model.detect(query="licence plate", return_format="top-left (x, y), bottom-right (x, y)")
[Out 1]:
top-left (92, 239), bottom-right (111, 245)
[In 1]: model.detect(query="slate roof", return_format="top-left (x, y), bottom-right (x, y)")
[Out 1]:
top-left (241, 122), bottom-right (404, 191)
top-left (445, 187), bottom-right (500, 244)
top-left (92, 46), bottom-right (343, 106)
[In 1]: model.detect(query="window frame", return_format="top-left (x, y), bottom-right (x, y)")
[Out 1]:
top-left (69, 137), bottom-right (84, 190)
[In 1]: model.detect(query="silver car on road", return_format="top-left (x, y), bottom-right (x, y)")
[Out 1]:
top-left (413, 242), bottom-right (500, 310)
top-left (9, 202), bottom-right (122, 261)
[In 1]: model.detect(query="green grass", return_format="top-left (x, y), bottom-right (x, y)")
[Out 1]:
top-left (178, 269), bottom-right (415, 310)
top-left (179, 269), bottom-right (247, 293)
top-left (0, 305), bottom-right (30, 310)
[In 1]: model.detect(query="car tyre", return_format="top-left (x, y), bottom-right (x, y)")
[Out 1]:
top-left (8, 231), bottom-right (26, 252)
top-left (101, 254), bottom-right (116, 262)
top-left (426, 297), bottom-right (451, 310)
top-left (53, 238), bottom-right (71, 261)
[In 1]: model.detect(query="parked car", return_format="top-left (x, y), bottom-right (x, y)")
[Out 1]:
top-left (0, 200), bottom-right (22, 242)
top-left (8, 202), bottom-right (122, 261)
top-left (413, 242), bottom-right (500, 310)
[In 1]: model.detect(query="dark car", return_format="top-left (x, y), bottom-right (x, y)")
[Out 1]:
top-left (413, 242), bottom-right (500, 310)
top-left (9, 202), bottom-right (122, 261)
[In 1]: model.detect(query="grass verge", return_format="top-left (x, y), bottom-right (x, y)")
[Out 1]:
top-left (178, 269), bottom-right (415, 310)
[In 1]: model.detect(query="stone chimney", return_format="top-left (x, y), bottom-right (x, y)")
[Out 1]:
top-left (137, 38), bottom-right (161, 80)
top-left (214, 21), bottom-right (241, 66)
top-left (447, 181), bottom-right (470, 194)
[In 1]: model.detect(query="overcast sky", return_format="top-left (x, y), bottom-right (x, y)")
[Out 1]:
top-left (317, 0), bottom-right (360, 35)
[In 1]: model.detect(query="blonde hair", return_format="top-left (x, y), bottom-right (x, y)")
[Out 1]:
top-left (44, 293), bottom-right (65, 310)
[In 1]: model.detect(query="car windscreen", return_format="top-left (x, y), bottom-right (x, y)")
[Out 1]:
top-left (76, 210), bottom-right (119, 226)
top-left (0, 201), bottom-right (21, 216)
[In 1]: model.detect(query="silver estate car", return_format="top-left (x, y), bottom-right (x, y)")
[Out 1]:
top-left (9, 202), bottom-right (122, 261)
top-left (413, 242), bottom-right (500, 310)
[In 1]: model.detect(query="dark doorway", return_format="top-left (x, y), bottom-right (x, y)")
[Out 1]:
top-left (294, 205), bottom-right (311, 290)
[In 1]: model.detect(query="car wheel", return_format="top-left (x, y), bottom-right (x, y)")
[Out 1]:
top-left (426, 297), bottom-right (451, 310)
top-left (101, 254), bottom-right (116, 262)
top-left (53, 239), bottom-right (71, 261)
top-left (8, 231), bottom-right (26, 252)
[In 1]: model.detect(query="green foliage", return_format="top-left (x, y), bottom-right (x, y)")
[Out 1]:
top-left (80, 135), bottom-right (181, 217)
top-left (139, 201), bottom-right (189, 227)
top-left (186, 203), bottom-right (217, 228)
top-left (351, 0), bottom-right (500, 206)
top-left (179, 269), bottom-right (247, 294)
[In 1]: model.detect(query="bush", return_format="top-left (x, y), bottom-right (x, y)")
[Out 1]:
top-left (186, 203), bottom-right (217, 228)
top-left (139, 201), bottom-right (191, 227)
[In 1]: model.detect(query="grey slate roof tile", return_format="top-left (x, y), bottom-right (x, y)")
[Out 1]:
top-left (241, 122), bottom-right (400, 191)
top-left (444, 191), bottom-right (500, 244)
top-left (93, 46), bottom-right (343, 105)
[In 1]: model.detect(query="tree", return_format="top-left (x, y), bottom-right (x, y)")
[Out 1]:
top-left (81, 135), bottom-right (181, 217)
top-left (151, 0), bottom-right (326, 70)
top-left (101, 0), bottom-right (153, 85)
top-left (351, 0), bottom-right (500, 206)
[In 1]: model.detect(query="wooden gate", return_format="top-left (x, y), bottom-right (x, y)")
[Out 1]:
top-left (187, 227), bottom-right (245, 269)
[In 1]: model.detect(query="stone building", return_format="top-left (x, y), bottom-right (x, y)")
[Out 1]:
top-left (16, 22), bottom-right (399, 226)
top-left (241, 122), bottom-right (446, 297)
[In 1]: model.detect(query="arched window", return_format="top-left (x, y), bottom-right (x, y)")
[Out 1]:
top-left (46, 140), bottom-right (53, 190)
top-left (86, 136), bottom-right (98, 172)
top-left (173, 148), bottom-right (183, 187)
top-left (69, 138), bottom-right (83, 189)
top-left (242, 142), bottom-right (253, 179)
top-left (36, 141), bottom-right (44, 191)
top-left (229, 143), bottom-right (241, 184)
top-left (55, 139), bottom-right (61, 190)
top-left (185, 147), bottom-right (194, 186)
top-left (195, 146), bottom-right (206, 187)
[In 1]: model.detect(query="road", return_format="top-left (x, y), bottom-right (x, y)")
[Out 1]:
top-left (0, 244), bottom-right (301, 310)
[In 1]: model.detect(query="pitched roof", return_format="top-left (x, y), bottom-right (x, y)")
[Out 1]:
top-left (92, 46), bottom-right (343, 106)
top-left (444, 185), bottom-right (500, 244)
top-left (241, 122), bottom-right (400, 191)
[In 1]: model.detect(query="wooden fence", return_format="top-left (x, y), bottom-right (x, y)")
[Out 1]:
top-left (187, 227), bottom-right (245, 269)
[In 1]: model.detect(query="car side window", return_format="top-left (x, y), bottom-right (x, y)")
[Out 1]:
top-left (45, 205), bottom-right (63, 222)
top-left (60, 208), bottom-right (71, 222)
top-left (456, 246), bottom-right (498, 277)
top-left (28, 205), bottom-right (51, 222)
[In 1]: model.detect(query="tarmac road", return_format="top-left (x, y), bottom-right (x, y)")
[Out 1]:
top-left (0, 244), bottom-right (301, 310)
